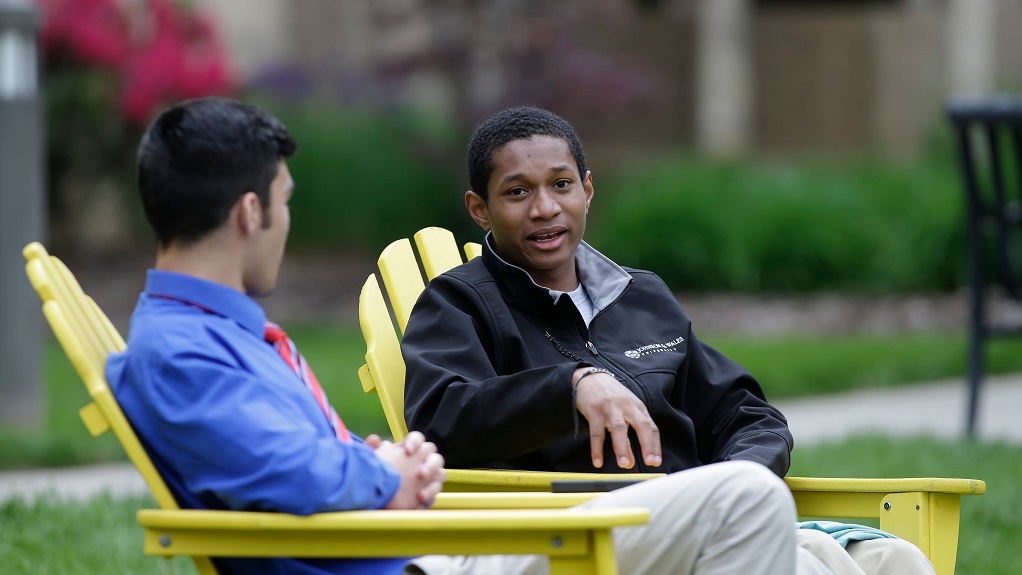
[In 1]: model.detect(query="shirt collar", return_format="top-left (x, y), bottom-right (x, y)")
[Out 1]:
top-left (143, 269), bottom-right (267, 338)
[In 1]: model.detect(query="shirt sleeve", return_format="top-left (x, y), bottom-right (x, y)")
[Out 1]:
top-left (681, 324), bottom-right (793, 477)
top-left (402, 275), bottom-right (587, 468)
top-left (120, 348), bottom-right (401, 515)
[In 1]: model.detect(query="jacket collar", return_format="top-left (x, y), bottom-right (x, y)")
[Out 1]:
top-left (480, 232), bottom-right (632, 313)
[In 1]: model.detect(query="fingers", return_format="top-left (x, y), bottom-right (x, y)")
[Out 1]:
top-left (401, 431), bottom-right (426, 456)
top-left (363, 434), bottom-right (383, 449)
top-left (575, 373), bottom-right (659, 469)
top-left (418, 479), bottom-right (443, 509)
top-left (417, 451), bottom-right (445, 482)
top-left (635, 419), bottom-right (663, 467)
top-left (589, 421), bottom-right (606, 468)
top-left (607, 415), bottom-right (635, 469)
top-left (417, 453), bottom-right (446, 508)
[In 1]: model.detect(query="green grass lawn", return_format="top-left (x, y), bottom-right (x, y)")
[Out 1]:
top-left (1, 323), bottom-right (1021, 470)
top-left (706, 331), bottom-right (1022, 399)
top-left (788, 436), bottom-right (1022, 575)
top-left (1, 435), bottom-right (1016, 574)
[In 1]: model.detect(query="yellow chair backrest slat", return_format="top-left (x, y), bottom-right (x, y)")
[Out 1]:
top-left (413, 227), bottom-right (463, 280)
top-left (463, 242), bottom-right (482, 261)
top-left (23, 242), bottom-right (218, 575)
top-left (377, 238), bottom-right (425, 335)
top-left (359, 227), bottom-right (483, 441)
top-left (358, 275), bottom-right (410, 440)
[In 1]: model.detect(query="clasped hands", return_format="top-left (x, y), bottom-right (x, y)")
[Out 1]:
top-left (367, 431), bottom-right (446, 510)
top-left (572, 367), bottom-right (663, 470)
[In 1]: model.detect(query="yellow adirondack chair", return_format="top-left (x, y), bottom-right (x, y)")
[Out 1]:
top-left (357, 226), bottom-right (986, 575)
top-left (23, 242), bottom-right (648, 575)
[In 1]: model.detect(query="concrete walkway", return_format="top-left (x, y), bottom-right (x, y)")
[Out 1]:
top-left (0, 461), bottom-right (147, 504)
top-left (2, 374), bottom-right (1021, 504)
top-left (774, 372), bottom-right (1022, 446)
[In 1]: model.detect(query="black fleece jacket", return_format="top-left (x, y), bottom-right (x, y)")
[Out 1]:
top-left (402, 236), bottom-right (793, 477)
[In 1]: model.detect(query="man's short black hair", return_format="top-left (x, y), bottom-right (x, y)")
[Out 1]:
top-left (137, 97), bottom-right (296, 247)
top-left (466, 106), bottom-right (587, 201)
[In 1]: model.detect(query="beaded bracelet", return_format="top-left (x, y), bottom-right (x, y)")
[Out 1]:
top-left (571, 367), bottom-right (615, 437)
top-left (574, 367), bottom-right (615, 388)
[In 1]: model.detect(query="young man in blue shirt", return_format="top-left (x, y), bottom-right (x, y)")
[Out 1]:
top-left (107, 97), bottom-right (807, 575)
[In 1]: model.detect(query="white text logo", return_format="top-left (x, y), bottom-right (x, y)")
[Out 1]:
top-left (624, 336), bottom-right (685, 359)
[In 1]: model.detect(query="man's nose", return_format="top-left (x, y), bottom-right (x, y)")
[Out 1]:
top-left (530, 189), bottom-right (562, 219)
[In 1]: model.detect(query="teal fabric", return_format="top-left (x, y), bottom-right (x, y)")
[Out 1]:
top-left (797, 520), bottom-right (898, 548)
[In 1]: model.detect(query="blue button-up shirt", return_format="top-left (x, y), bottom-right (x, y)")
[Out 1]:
top-left (107, 270), bottom-right (406, 575)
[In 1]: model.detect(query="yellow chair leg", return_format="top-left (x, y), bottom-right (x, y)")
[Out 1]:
top-left (927, 493), bottom-right (962, 575)
top-left (548, 529), bottom-right (618, 575)
top-left (880, 492), bottom-right (961, 575)
top-left (591, 529), bottom-right (618, 575)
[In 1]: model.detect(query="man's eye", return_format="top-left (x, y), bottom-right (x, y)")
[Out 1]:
top-left (553, 180), bottom-right (571, 189)
top-left (508, 188), bottom-right (527, 196)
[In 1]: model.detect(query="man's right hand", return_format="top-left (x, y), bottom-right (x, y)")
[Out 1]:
top-left (572, 367), bottom-right (662, 470)
top-left (368, 431), bottom-right (446, 510)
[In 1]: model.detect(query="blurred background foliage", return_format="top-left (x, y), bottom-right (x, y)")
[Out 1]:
top-left (33, 0), bottom-right (989, 294)
top-left (589, 150), bottom-right (966, 293)
top-left (38, 0), bottom-right (234, 253)
top-left (259, 100), bottom-right (475, 253)
top-left (263, 88), bottom-right (968, 293)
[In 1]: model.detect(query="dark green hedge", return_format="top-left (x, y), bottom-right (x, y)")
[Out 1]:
top-left (588, 157), bottom-right (967, 293)
top-left (265, 101), bottom-right (477, 253)
top-left (264, 100), bottom-right (968, 293)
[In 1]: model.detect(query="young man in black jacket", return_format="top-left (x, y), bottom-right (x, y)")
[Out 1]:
top-left (402, 106), bottom-right (935, 575)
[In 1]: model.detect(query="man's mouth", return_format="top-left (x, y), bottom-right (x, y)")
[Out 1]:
top-left (529, 228), bottom-right (566, 242)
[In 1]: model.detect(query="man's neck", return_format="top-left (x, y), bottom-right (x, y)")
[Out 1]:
top-left (155, 236), bottom-right (246, 293)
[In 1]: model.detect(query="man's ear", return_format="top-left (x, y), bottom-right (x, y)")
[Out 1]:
top-left (236, 192), bottom-right (262, 236)
top-left (465, 190), bottom-right (491, 231)
top-left (583, 171), bottom-right (594, 214)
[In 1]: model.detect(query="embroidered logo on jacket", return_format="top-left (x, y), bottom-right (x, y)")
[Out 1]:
top-left (623, 336), bottom-right (686, 359)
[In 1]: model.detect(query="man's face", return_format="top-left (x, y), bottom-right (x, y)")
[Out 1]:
top-left (244, 159), bottom-right (293, 296)
top-left (466, 135), bottom-right (593, 291)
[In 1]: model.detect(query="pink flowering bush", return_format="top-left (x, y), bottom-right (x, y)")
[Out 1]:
top-left (39, 0), bottom-right (232, 124)
top-left (36, 0), bottom-right (234, 252)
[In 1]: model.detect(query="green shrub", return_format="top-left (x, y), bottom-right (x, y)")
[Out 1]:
top-left (590, 157), bottom-right (967, 292)
top-left (244, 99), bottom-right (972, 294)
top-left (259, 100), bottom-right (477, 253)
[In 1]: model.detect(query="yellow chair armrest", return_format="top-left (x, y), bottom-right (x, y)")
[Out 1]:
top-left (784, 476), bottom-right (986, 495)
top-left (444, 468), bottom-right (666, 492)
top-left (784, 476), bottom-right (984, 575)
top-left (433, 492), bottom-right (598, 509)
top-left (138, 507), bottom-right (649, 559)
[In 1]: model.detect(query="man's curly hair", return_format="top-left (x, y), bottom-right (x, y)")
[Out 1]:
top-left (466, 106), bottom-right (587, 201)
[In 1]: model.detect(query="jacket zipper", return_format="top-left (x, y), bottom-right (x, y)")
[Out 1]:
top-left (545, 331), bottom-right (584, 362)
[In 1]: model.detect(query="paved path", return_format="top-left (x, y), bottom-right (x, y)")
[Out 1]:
top-left (774, 373), bottom-right (1022, 446)
top-left (3, 374), bottom-right (1021, 504)
top-left (0, 462), bottom-right (147, 504)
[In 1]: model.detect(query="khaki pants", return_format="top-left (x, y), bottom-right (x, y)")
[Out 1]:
top-left (796, 529), bottom-right (936, 575)
top-left (407, 461), bottom-right (935, 575)
top-left (407, 460), bottom-right (798, 575)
